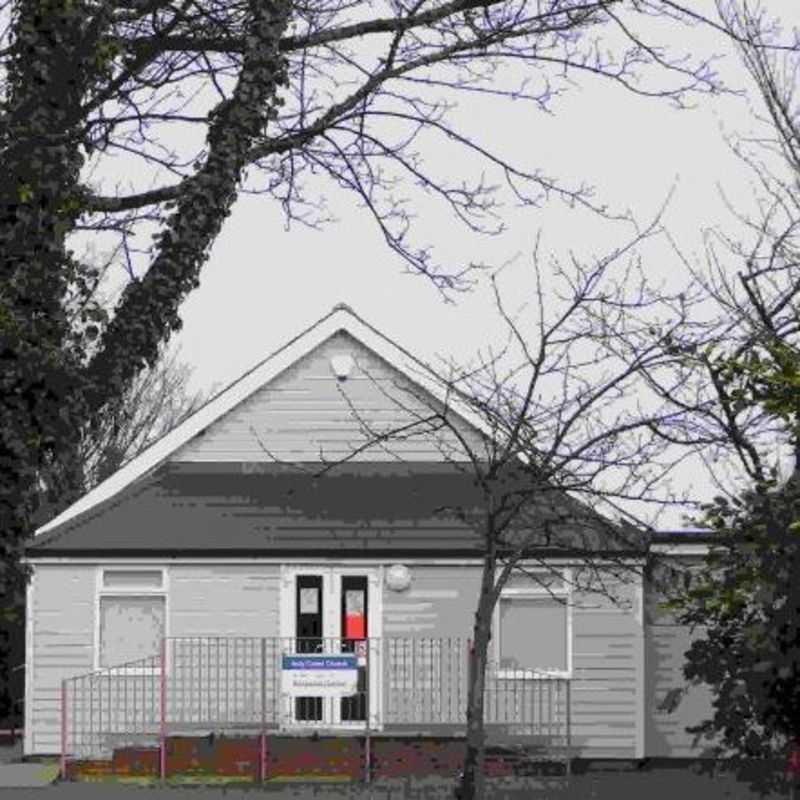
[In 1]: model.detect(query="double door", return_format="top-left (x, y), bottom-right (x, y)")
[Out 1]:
top-left (282, 567), bottom-right (381, 729)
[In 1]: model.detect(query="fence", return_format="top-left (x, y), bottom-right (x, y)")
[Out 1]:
top-left (61, 636), bottom-right (570, 778)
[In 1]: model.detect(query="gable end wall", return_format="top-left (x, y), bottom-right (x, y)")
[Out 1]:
top-left (172, 332), bottom-right (484, 463)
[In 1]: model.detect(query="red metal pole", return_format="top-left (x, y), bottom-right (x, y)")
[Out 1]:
top-left (259, 733), bottom-right (266, 783)
top-left (260, 637), bottom-right (267, 783)
top-left (364, 638), bottom-right (370, 784)
top-left (160, 638), bottom-right (166, 782)
top-left (60, 680), bottom-right (67, 780)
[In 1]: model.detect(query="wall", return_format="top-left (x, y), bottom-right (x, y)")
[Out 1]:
top-left (382, 564), bottom-right (644, 759)
top-left (30, 559), bottom-right (652, 760)
top-left (169, 564), bottom-right (280, 638)
top-left (172, 331), bottom-right (485, 463)
top-left (571, 572), bottom-right (642, 759)
top-left (25, 564), bottom-right (95, 755)
top-left (26, 562), bottom-right (283, 756)
top-left (644, 558), bottom-right (716, 758)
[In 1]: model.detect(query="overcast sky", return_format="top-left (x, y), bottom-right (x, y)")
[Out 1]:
top-left (71, 2), bottom-right (800, 530)
top-left (166, 8), bottom-right (762, 380)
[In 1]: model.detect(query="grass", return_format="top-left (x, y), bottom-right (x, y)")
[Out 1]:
top-left (58, 770), bottom-right (797, 799)
top-left (30, 763), bottom-right (60, 783)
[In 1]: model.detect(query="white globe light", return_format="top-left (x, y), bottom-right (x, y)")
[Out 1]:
top-left (385, 564), bottom-right (411, 592)
top-left (330, 354), bottom-right (354, 380)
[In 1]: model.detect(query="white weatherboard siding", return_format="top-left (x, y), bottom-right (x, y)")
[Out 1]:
top-left (26, 565), bottom-right (95, 755)
top-left (28, 558), bottom-right (654, 759)
top-left (172, 331), bottom-right (485, 463)
top-left (644, 562), bottom-right (716, 758)
top-left (645, 623), bottom-right (715, 757)
top-left (169, 564), bottom-right (281, 637)
top-left (382, 565), bottom-right (480, 637)
top-left (26, 563), bottom-right (282, 755)
top-left (382, 564), bottom-right (644, 759)
top-left (571, 577), bottom-right (641, 758)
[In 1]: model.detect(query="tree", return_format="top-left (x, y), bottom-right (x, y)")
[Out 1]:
top-left (638, 0), bottom-right (800, 484)
top-left (662, 478), bottom-right (800, 785)
top-left (0, 345), bottom-right (208, 734)
top-left (0, 0), bottom-right (728, 620)
top-left (619, 1), bottom-right (800, 790)
top-left (322, 220), bottom-right (692, 799)
top-left (34, 344), bottom-right (209, 527)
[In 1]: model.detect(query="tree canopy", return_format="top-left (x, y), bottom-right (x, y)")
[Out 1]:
top-left (0, 0), bottom-right (728, 606)
top-left (637, 2), bottom-right (800, 787)
top-left (662, 477), bottom-right (800, 790)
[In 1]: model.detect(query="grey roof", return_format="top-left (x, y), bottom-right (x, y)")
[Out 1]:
top-left (26, 461), bottom-right (648, 558)
top-left (28, 461), bottom-right (486, 556)
top-left (649, 528), bottom-right (716, 542)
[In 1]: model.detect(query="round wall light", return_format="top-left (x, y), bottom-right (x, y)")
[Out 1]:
top-left (330, 354), bottom-right (354, 381)
top-left (385, 564), bottom-right (411, 592)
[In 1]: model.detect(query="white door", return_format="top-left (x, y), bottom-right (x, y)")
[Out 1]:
top-left (280, 566), bottom-right (382, 730)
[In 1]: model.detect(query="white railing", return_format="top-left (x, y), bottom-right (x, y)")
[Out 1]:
top-left (61, 636), bottom-right (571, 778)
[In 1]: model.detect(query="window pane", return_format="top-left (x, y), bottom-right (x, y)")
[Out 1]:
top-left (499, 597), bottom-right (567, 671)
top-left (503, 571), bottom-right (564, 592)
top-left (99, 596), bottom-right (165, 666)
top-left (103, 570), bottom-right (162, 588)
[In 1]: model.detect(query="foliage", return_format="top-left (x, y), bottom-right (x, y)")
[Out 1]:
top-left (33, 346), bottom-right (208, 526)
top-left (329, 230), bottom-right (694, 800)
top-left (660, 476), bottom-right (800, 795)
top-left (0, 0), bottom-right (741, 784)
top-left (0, 0), bottom-right (729, 627)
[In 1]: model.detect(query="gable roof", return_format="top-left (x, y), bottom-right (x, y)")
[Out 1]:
top-left (28, 459), bottom-right (651, 558)
top-left (28, 461), bottom-right (489, 556)
top-left (34, 304), bottom-right (494, 538)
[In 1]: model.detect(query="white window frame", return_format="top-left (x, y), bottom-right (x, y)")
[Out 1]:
top-left (493, 566), bottom-right (572, 680)
top-left (94, 567), bottom-right (169, 674)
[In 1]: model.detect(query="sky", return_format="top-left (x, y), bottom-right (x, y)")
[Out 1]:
top-left (173, 53), bottom-right (743, 392)
top-left (67, 1), bottom-right (800, 530)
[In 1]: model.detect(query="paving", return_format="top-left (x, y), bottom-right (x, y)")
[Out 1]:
top-left (0, 738), bottom-right (58, 787)
top-left (0, 762), bottom-right (60, 788)
top-left (0, 773), bottom-right (794, 799)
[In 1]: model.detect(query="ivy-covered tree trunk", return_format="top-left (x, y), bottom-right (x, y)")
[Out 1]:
top-left (0, 0), bottom-right (293, 607)
top-left (85, 0), bottom-right (293, 409)
top-left (0, 0), bottom-right (108, 600)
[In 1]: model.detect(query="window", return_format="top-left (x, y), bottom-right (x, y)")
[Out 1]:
top-left (96, 569), bottom-right (167, 669)
top-left (99, 596), bottom-right (165, 667)
top-left (103, 570), bottom-right (162, 589)
top-left (496, 568), bottom-right (570, 677)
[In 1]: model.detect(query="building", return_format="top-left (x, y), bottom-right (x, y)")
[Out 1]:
top-left (23, 304), bottom-right (713, 779)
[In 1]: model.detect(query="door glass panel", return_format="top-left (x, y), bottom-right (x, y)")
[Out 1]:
top-left (340, 576), bottom-right (368, 722)
top-left (295, 575), bottom-right (323, 721)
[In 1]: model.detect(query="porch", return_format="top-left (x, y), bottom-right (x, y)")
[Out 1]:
top-left (60, 636), bottom-right (571, 781)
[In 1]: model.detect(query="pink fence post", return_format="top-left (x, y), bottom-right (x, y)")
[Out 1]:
top-left (260, 637), bottom-right (267, 783)
top-left (160, 638), bottom-right (166, 782)
top-left (60, 679), bottom-right (67, 780)
top-left (364, 638), bottom-right (370, 784)
top-left (467, 638), bottom-right (474, 688)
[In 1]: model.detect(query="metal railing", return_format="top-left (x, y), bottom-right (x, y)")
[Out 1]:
top-left (61, 636), bottom-right (570, 778)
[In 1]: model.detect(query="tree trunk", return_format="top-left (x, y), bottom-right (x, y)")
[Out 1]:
top-left (86, 0), bottom-right (293, 410)
top-left (0, 0), bottom-right (104, 584)
top-left (459, 551), bottom-right (499, 800)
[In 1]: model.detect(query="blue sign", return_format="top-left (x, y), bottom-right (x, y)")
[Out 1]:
top-left (281, 654), bottom-right (359, 696)
top-left (282, 655), bottom-right (358, 670)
